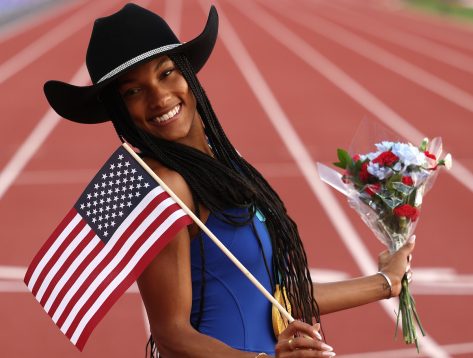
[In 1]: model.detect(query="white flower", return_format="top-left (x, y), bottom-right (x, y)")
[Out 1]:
top-left (375, 141), bottom-right (395, 152)
top-left (391, 142), bottom-right (426, 167)
top-left (367, 162), bottom-right (393, 180)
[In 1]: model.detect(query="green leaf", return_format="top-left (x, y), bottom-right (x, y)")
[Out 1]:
top-left (333, 148), bottom-right (353, 169)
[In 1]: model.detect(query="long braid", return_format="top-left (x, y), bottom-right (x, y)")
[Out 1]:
top-left (171, 54), bottom-right (320, 324)
top-left (101, 54), bottom-right (320, 356)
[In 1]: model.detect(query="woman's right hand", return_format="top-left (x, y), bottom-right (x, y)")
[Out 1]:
top-left (275, 321), bottom-right (336, 357)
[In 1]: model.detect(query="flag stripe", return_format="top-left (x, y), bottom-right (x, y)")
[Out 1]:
top-left (41, 229), bottom-right (96, 307)
top-left (24, 208), bottom-right (78, 286)
top-left (25, 210), bottom-right (80, 289)
top-left (47, 237), bottom-right (103, 318)
top-left (74, 214), bottom-right (192, 351)
top-left (31, 216), bottom-right (86, 295)
top-left (36, 224), bottom-right (91, 302)
top-left (67, 205), bottom-right (186, 340)
top-left (52, 187), bottom-right (165, 324)
top-left (60, 194), bottom-right (176, 333)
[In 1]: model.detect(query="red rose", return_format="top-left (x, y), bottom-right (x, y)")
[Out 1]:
top-left (364, 182), bottom-right (381, 196)
top-left (402, 176), bottom-right (414, 186)
top-left (393, 204), bottom-right (419, 222)
top-left (359, 162), bottom-right (371, 182)
top-left (424, 151), bottom-right (436, 160)
top-left (373, 151), bottom-right (399, 167)
top-left (353, 154), bottom-right (361, 162)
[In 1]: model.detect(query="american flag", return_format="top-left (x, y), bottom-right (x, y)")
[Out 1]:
top-left (24, 145), bottom-right (192, 350)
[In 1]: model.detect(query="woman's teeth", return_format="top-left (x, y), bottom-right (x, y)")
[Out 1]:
top-left (154, 104), bottom-right (180, 123)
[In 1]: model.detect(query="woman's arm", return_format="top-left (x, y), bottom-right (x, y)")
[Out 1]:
top-left (314, 274), bottom-right (389, 315)
top-left (314, 236), bottom-right (415, 315)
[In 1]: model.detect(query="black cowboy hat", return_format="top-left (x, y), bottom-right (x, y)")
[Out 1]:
top-left (44, 3), bottom-right (218, 124)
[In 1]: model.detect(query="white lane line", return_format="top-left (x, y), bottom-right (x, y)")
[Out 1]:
top-left (0, 0), bottom-right (119, 85)
top-left (213, 1), bottom-right (449, 357)
top-left (237, 0), bottom-right (473, 195)
top-left (308, 1), bottom-right (473, 75)
top-left (270, 1), bottom-right (473, 114)
top-left (0, 64), bottom-right (89, 201)
top-left (164, 0), bottom-right (182, 39)
top-left (338, 1), bottom-right (473, 53)
top-left (309, 268), bottom-right (351, 282)
top-left (338, 342), bottom-right (473, 358)
top-left (0, 0), bottom-right (87, 44)
top-left (366, 0), bottom-right (473, 33)
top-left (0, 265), bottom-right (26, 279)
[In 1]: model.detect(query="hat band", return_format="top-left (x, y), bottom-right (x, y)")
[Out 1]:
top-left (96, 43), bottom-right (182, 84)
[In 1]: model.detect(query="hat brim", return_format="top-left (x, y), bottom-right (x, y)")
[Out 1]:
top-left (44, 6), bottom-right (218, 124)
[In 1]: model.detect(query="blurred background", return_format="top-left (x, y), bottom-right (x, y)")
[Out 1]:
top-left (1, 0), bottom-right (472, 357)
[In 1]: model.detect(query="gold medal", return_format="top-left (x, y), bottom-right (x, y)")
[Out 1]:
top-left (271, 284), bottom-right (292, 337)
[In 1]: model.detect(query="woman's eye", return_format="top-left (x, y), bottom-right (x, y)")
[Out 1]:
top-left (123, 87), bottom-right (141, 97)
top-left (161, 68), bottom-right (175, 78)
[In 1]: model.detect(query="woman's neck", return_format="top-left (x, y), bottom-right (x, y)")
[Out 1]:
top-left (176, 113), bottom-right (214, 158)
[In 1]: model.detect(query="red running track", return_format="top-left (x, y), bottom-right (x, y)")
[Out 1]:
top-left (0, 0), bottom-right (472, 357)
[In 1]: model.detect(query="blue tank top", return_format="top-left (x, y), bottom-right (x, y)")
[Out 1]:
top-left (190, 208), bottom-right (277, 355)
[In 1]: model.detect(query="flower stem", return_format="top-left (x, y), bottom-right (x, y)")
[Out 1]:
top-left (396, 274), bottom-right (425, 353)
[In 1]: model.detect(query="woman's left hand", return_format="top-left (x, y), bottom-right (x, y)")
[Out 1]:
top-left (377, 235), bottom-right (416, 297)
top-left (275, 321), bottom-right (335, 357)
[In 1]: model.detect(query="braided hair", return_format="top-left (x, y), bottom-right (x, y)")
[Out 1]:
top-left (101, 53), bottom-right (320, 357)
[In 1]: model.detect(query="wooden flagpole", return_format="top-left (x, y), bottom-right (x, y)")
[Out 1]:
top-left (122, 143), bottom-right (294, 324)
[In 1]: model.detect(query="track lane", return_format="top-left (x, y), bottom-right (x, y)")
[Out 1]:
top-left (0, 1), bottom-right (129, 169)
top-left (0, 0), bottom-right (90, 66)
top-left (2, 0), bottom-right (472, 356)
top-left (302, 2), bottom-right (473, 91)
top-left (332, 0), bottom-right (473, 54)
top-left (251, 0), bottom-right (473, 177)
top-left (0, 0), bottom-right (89, 55)
top-left (0, 0), bottom-right (119, 85)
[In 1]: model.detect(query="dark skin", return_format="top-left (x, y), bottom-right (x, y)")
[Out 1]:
top-left (118, 56), bottom-right (415, 357)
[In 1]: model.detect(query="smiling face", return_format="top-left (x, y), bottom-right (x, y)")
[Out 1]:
top-left (117, 56), bottom-right (202, 147)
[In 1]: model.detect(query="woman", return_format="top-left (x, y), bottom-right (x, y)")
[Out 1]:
top-left (44, 3), bottom-right (414, 357)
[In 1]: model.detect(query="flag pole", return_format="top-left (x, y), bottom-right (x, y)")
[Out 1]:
top-left (122, 143), bottom-right (294, 324)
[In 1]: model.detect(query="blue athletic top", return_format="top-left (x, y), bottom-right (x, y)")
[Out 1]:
top-left (190, 208), bottom-right (277, 355)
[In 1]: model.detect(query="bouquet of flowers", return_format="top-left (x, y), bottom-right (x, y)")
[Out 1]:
top-left (318, 136), bottom-right (452, 350)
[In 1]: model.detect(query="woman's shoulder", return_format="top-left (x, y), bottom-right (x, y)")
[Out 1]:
top-left (142, 156), bottom-right (194, 211)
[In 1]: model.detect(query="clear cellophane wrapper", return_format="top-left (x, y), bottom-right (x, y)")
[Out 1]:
top-left (317, 119), bottom-right (450, 351)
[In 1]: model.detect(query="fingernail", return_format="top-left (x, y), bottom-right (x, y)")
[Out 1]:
top-left (322, 352), bottom-right (336, 357)
top-left (321, 343), bottom-right (333, 351)
top-left (314, 330), bottom-right (322, 340)
top-left (408, 235), bottom-right (416, 243)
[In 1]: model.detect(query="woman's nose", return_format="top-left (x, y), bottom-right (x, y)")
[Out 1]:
top-left (148, 83), bottom-right (171, 109)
